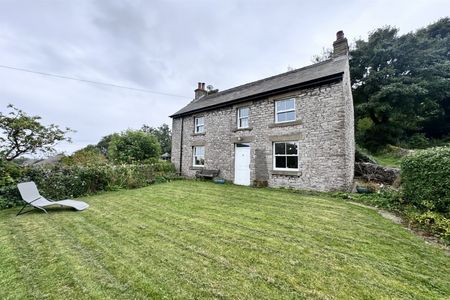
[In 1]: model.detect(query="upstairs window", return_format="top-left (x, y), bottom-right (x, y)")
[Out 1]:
top-left (275, 98), bottom-right (296, 123)
top-left (193, 146), bottom-right (205, 166)
top-left (273, 142), bottom-right (299, 170)
top-left (194, 116), bottom-right (204, 133)
top-left (237, 107), bottom-right (249, 129)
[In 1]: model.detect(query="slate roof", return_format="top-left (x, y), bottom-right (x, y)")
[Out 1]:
top-left (171, 57), bottom-right (347, 117)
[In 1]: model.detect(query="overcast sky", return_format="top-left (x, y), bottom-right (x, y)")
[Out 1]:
top-left (0, 0), bottom-right (448, 155)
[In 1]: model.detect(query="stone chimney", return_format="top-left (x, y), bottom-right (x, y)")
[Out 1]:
top-left (194, 82), bottom-right (207, 100)
top-left (333, 30), bottom-right (349, 57)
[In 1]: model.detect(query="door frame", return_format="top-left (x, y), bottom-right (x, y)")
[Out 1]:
top-left (234, 143), bottom-right (251, 186)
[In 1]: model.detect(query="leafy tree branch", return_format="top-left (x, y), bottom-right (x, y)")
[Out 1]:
top-left (0, 104), bottom-right (74, 160)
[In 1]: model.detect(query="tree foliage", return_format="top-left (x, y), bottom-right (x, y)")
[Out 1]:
top-left (61, 145), bottom-right (108, 166)
top-left (0, 104), bottom-right (73, 161)
top-left (350, 18), bottom-right (450, 151)
top-left (141, 123), bottom-right (171, 154)
top-left (96, 133), bottom-right (119, 157)
top-left (108, 130), bottom-right (161, 164)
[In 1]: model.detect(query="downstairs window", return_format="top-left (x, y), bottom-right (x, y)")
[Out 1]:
top-left (273, 142), bottom-right (299, 170)
top-left (193, 146), bottom-right (205, 167)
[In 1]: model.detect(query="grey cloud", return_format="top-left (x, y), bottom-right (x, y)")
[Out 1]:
top-left (0, 0), bottom-right (447, 155)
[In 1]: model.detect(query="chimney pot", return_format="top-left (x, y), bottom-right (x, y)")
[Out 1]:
top-left (333, 30), bottom-right (349, 57)
top-left (336, 30), bottom-right (344, 40)
top-left (194, 81), bottom-right (207, 100)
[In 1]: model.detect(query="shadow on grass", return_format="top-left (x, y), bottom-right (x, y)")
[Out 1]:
top-left (11, 205), bottom-right (89, 217)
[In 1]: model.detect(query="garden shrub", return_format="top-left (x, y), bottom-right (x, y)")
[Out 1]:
top-left (0, 186), bottom-right (21, 209)
top-left (401, 146), bottom-right (450, 213)
top-left (0, 159), bottom-right (24, 187)
top-left (108, 130), bottom-right (161, 164)
top-left (337, 187), bottom-right (404, 211)
top-left (405, 133), bottom-right (430, 149)
top-left (406, 210), bottom-right (450, 243)
top-left (0, 161), bottom-right (177, 209)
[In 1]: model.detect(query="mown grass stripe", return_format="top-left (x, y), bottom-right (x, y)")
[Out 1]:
top-left (1, 180), bottom-right (449, 299)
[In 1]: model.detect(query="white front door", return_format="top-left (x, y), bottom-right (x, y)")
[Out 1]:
top-left (234, 143), bottom-right (251, 186)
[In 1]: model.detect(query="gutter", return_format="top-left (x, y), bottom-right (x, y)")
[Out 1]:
top-left (169, 72), bottom-right (344, 118)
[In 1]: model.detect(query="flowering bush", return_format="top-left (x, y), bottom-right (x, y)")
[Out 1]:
top-left (0, 162), bottom-right (176, 209)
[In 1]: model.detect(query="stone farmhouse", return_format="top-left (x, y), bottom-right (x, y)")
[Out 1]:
top-left (170, 31), bottom-right (354, 191)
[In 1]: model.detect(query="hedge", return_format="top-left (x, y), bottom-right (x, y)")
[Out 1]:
top-left (401, 146), bottom-right (450, 213)
top-left (0, 162), bottom-right (177, 209)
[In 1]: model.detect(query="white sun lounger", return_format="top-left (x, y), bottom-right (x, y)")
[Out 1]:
top-left (16, 181), bottom-right (89, 216)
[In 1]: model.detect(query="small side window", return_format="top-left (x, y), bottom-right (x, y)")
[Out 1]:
top-left (194, 117), bottom-right (204, 133)
top-left (237, 107), bottom-right (249, 129)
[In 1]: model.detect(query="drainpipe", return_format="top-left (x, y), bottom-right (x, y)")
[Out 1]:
top-left (179, 117), bottom-right (184, 175)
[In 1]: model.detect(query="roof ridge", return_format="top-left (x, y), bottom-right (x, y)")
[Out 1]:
top-left (195, 58), bottom-right (335, 103)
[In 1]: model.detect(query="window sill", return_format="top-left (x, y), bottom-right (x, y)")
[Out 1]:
top-left (190, 166), bottom-right (204, 170)
top-left (271, 170), bottom-right (302, 176)
top-left (232, 127), bottom-right (253, 132)
top-left (268, 120), bottom-right (302, 128)
top-left (191, 132), bottom-right (206, 136)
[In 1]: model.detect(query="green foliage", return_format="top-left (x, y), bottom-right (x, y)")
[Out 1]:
top-left (141, 123), bottom-right (171, 154)
top-left (355, 145), bottom-right (377, 164)
top-left (401, 146), bottom-right (450, 213)
top-left (338, 187), bottom-right (450, 244)
top-left (0, 185), bottom-right (21, 209)
top-left (370, 153), bottom-right (402, 168)
top-left (406, 133), bottom-right (430, 149)
top-left (366, 145), bottom-right (411, 168)
top-left (405, 210), bottom-right (450, 243)
top-left (350, 18), bottom-right (450, 151)
top-left (0, 162), bottom-right (176, 209)
top-left (337, 187), bottom-right (404, 211)
top-left (96, 133), bottom-right (119, 157)
top-left (108, 130), bottom-right (161, 164)
top-left (0, 104), bottom-right (73, 160)
top-left (61, 145), bottom-right (108, 166)
top-left (0, 159), bottom-right (23, 187)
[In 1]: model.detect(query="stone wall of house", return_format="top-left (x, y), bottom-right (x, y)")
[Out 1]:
top-left (341, 57), bottom-right (356, 190)
top-left (171, 117), bottom-right (182, 172)
top-left (171, 61), bottom-right (355, 191)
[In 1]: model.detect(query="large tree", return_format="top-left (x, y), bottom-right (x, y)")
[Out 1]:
top-left (108, 130), bottom-right (161, 164)
top-left (141, 123), bottom-right (171, 154)
top-left (350, 18), bottom-right (450, 150)
top-left (0, 104), bottom-right (73, 161)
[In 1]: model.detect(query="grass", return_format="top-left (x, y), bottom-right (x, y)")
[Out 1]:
top-left (371, 153), bottom-right (403, 168)
top-left (1, 180), bottom-right (449, 299)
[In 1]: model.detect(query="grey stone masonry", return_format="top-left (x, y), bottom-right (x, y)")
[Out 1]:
top-left (171, 32), bottom-right (355, 191)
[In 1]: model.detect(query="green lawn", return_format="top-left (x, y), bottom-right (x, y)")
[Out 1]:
top-left (1, 181), bottom-right (449, 299)
top-left (371, 153), bottom-right (402, 168)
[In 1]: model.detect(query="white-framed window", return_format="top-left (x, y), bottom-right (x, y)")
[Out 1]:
top-left (193, 146), bottom-right (205, 167)
top-left (273, 141), bottom-right (299, 170)
top-left (194, 116), bottom-right (204, 133)
top-left (237, 107), bottom-right (249, 129)
top-left (275, 98), bottom-right (296, 123)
